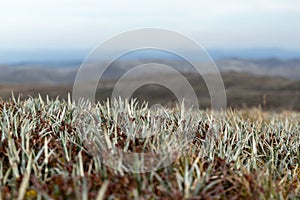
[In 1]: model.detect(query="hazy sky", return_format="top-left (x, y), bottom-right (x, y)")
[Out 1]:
top-left (0, 0), bottom-right (299, 50)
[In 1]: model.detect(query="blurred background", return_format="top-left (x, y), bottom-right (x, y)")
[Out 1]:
top-left (0, 0), bottom-right (299, 110)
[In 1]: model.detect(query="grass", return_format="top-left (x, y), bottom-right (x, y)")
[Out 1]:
top-left (0, 95), bottom-right (299, 199)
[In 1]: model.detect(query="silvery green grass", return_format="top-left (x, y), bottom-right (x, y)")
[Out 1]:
top-left (0, 94), bottom-right (299, 199)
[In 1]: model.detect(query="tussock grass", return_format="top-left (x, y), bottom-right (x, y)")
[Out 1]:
top-left (0, 95), bottom-right (299, 199)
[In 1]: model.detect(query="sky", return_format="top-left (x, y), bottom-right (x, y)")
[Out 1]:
top-left (0, 0), bottom-right (300, 51)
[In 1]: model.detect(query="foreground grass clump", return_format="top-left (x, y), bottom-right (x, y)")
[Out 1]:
top-left (0, 96), bottom-right (299, 199)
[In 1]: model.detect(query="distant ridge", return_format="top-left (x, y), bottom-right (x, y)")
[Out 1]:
top-left (208, 48), bottom-right (300, 60)
top-left (1, 48), bottom-right (300, 64)
top-left (0, 57), bottom-right (299, 84)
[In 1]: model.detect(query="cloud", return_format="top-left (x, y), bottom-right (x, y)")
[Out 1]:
top-left (0, 0), bottom-right (299, 49)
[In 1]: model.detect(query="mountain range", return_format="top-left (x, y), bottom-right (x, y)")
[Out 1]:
top-left (0, 58), bottom-right (299, 84)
